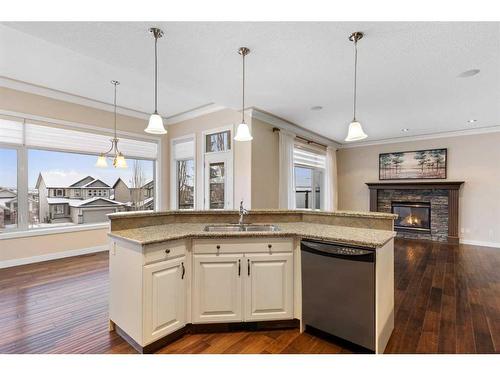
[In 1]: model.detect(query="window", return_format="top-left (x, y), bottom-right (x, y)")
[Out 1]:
top-left (0, 147), bottom-right (18, 232)
top-left (177, 160), bottom-right (195, 209)
top-left (293, 145), bottom-right (326, 210)
top-left (203, 128), bottom-right (233, 209)
top-left (205, 130), bottom-right (231, 153)
top-left (0, 117), bottom-right (159, 233)
top-left (171, 136), bottom-right (195, 210)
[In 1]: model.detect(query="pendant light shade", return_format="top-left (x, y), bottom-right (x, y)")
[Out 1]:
top-left (344, 32), bottom-right (368, 142)
top-left (234, 123), bottom-right (253, 142)
top-left (113, 153), bottom-right (128, 169)
top-left (234, 47), bottom-right (253, 142)
top-left (145, 27), bottom-right (167, 135)
top-left (145, 113), bottom-right (166, 134)
top-left (345, 121), bottom-right (368, 142)
top-left (95, 80), bottom-right (127, 169)
top-left (95, 154), bottom-right (108, 168)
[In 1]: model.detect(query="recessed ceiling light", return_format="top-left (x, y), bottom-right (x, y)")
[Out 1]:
top-left (458, 69), bottom-right (480, 78)
top-left (467, 119), bottom-right (477, 123)
top-left (401, 128), bottom-right (410, 132)
top-left (310, 106), bottom-right (323, 111)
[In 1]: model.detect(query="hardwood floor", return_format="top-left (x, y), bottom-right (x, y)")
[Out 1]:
top-left (0, 239), bottom-right (498, 354)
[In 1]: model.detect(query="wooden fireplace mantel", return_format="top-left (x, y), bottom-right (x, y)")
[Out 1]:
top-left (366, 181), bottom-right (464, 243)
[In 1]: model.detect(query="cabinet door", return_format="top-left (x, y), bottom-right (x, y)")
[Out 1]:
top-left (192, 254), bottom-right (242, 323)
top-left (244, 253), bottom-right (293, 321)
top-left (143, 257), bottom-right (186, 344)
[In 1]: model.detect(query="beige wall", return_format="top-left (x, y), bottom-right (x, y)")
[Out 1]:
top-left (337, 132), bottom-right (500, 246)
top-left (251, 118), bottom-right (279, 209)
top-left (0, 87), bottom-right (161, 264)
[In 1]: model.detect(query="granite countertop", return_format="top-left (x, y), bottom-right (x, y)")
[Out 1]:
top-left (108, 222), bottom-right (396, 248)
top-left (107, 209), bottom-right (397, 220)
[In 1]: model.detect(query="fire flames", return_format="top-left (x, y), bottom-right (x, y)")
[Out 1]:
top-left (404, 214), bottom-right (421, 226)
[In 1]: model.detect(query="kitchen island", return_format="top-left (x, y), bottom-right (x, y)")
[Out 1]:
top-left (107, 209), bottom-right (396, 353)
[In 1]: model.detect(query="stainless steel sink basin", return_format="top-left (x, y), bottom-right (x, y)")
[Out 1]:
top-left (203, 224), bottom-right (281, 232)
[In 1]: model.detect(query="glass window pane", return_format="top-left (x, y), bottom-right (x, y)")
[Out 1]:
top-left (177, 159), bottom-right (195, 209)
top-left (205, 131), bottom-right (231, 153)
top-left (0, 147), bottom-right (18, 232)
top-left (294, 166), bottom-right (312, 209)
top-left (28, 149), bottom-right (155, 229)
top-left (313, 170), bottom-right (323, 210)
top-left (209, 162), bottom-right (225, 209)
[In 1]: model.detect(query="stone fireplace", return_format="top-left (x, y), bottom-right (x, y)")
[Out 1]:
top-left (366, 182), bottom-right (464, 243)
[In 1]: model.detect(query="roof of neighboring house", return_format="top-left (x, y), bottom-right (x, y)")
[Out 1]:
top-left (47, 197), bottom-right (124, 208)
top-left (113, 178), bottom-right (154, 190)
top-left (36, 173), bottom-right (111, 189)
top-left (0, 188), bottom-right (17, 198)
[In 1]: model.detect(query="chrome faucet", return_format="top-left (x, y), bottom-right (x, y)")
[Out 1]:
top-left (238, 200), bottom-right (248, 225)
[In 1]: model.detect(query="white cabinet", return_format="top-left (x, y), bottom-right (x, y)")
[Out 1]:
top-left (244, 253), bottom-right (293, 321)
top-left (191, 239), bottom-right (294, 324)
top-left (192, 254), bottom-right (243, 323)
top-left (143, 256), bottom-right (186, 344)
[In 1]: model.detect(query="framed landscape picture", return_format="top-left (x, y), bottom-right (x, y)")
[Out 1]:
top-left (379, 148), bottom-right (447, 180)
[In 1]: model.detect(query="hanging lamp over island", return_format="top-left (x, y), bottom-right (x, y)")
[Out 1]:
top-left (145, 27), bottom-right (167, 135)
top-left (95, 80), bottom-right (127, 169)
top-left (345, 31), bottom-right (368, 142)
top-left (234, 47), bottom-right (253, 142)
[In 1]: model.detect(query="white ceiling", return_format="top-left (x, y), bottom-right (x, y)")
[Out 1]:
top-left (1, 22), bottom-right (499, 144)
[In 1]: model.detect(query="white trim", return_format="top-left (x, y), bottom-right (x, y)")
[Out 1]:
top-left (459, 239), bottom-right (500, 249)
top-left (340, 125), bottom-right (500, 148)
top-left (0, 222), bottom-right (109, 240)
top-left (0, 245), bottom-right (108, 269)
top-left (165, 104), bottom-right (226, 125)
top-left (250, 107), bottom-right (340, 148)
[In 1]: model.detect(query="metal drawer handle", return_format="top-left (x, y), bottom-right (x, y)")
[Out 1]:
top-left (165, 249), bottom-right (171, 254)
top-left (238, 259), bottom-right (241, 276)
top-left (216, 245), bottom-right (221, 250)
top-left (268, 244), bottom-right (272, 249)
top-left (247, 259), bottom-right (250, 276)
top-left (181, 262), bottom-right (185, 279)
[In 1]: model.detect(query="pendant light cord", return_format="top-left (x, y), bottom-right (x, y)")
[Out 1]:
top-left (113, 82), bottom-right (117, 140)
top-left (353, 38), bottom-right (358, 121)
top-left (241, 51), bottom-right (245, 124)
top-left (154, 35), bottom-right (158, 114)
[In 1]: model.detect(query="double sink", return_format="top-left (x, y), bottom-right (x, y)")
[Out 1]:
top-left (204, 224), bottom-right (281, 232)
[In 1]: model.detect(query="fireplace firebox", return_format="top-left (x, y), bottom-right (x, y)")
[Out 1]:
top-left (391, 202), bottom-right (431, 232)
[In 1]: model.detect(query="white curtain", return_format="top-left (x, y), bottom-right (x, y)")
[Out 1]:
top-left (324, 146), bottom-right (338, 211)
top-left (278, 130), bottom-right (296, 209)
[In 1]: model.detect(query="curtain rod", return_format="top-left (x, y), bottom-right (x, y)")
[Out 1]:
top-left (272, 127), bottom-right (328, 149)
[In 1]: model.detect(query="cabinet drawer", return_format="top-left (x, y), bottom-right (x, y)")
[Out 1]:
top-left (144, 239), bottom-right (187, 265)
top-left (192, 237), bottom-right (293, 254)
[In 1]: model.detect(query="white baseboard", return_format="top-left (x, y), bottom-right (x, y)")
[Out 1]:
top-left (459, 239), bottom-right (500, 248)
top-left (0, 245), bottom-right (109, 269)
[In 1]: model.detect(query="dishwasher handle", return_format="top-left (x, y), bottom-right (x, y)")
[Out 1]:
top-left (301, 240), bottom-right (375, 263)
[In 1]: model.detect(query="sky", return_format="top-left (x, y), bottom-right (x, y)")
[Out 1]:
top-left (0, 148), bottom-right (154, 189)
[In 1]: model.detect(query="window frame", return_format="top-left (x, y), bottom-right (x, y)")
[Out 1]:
top-left (170, 134), bottom-right (196, 210)
top-left (293, 144), bottom-right (326, 211)
top-left (202, 125), bottom-right (234, 210)
top-left (0, 113), bottom-right (161, 239)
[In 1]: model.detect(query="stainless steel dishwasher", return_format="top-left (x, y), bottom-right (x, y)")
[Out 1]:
top-left (301, 239), bottom-right (375, 351)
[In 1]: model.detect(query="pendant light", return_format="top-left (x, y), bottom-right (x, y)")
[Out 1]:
top-left (345, 31), bottom-right (368, 142)
top-left (96, 80), bottom-right (127, 169)
top-left (234, 47), bottom-right (253, 142)
top-left (144, 27), bottom-right (167, 135)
